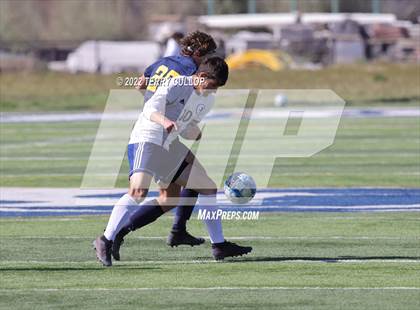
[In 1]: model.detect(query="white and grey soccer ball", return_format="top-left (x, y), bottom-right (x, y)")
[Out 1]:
top-left (274, 93), bottom-right (288, 107)
top-left (224, 172), bottom-right (257, 204)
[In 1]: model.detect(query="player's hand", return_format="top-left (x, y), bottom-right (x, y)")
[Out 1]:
top-left (135, 75), bottom-right (147, 90)
top-left (163, 119), bottom-right (178, 133)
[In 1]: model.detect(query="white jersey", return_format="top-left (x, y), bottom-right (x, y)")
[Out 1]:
top-left (129, 76), bottom-right (214, 149)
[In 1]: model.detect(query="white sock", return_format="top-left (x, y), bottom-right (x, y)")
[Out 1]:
top-left (103, 194), bottom-right (138, 241)
top-left (198, 194), bottom-right (225, 244)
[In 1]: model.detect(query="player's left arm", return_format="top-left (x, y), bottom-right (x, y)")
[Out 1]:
top-left (145, 80), bottom-right (187, 133)
top-left (143, 83), bottom-right (178, 133)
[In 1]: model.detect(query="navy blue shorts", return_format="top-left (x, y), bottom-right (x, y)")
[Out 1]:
top-left (127, 140), bottom-right (190, 184)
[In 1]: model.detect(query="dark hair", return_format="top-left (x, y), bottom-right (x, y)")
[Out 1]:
top-left (180, 31), bottom-right (217, 57)
top-left (172, 32), bottom-right (184, 43)
top-left (197, 57), bottom-right (229, 86)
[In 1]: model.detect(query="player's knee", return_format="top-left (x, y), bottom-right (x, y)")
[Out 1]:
top-left (129, 188), bottom-right (148, 203)
top-left (158, 192), bottom-right (180, 208)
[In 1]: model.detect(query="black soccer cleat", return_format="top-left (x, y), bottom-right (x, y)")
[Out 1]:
top-left (167, 230), bottom-right (205, 247)
top-left (93, 235), bottom-right (113, 267)
top-left (211, 240), bottom-right (252, 260)
top-left (111, 233), bottom-right (125, 261)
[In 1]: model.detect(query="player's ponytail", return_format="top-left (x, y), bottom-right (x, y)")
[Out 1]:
top-left (181, 31), bottom-right (217, 57)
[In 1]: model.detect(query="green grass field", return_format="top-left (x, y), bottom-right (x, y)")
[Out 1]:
top-left (1, 63), bottom-right (419, 309)
top-left (1, 63), bottom-right (419, 112)
top-left (1, 213), bottom-right (419, 309)
top-left (1, 116), bottom-right (419, 187)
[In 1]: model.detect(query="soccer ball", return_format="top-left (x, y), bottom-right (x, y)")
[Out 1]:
top-left (224, 172), bottom-right (257, 204)
top-left (274, 93), bottom-right (288, 107)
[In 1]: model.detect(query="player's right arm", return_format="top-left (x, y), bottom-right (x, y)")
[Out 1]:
top-left (135, 62), bottom-right (156, 92)
top-left (143, 82), bottom-right (179, 133)
top-left (150, 112), bottom-right (178, 133)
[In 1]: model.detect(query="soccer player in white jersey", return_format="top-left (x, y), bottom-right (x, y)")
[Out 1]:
top-left (94, 57), bottom-right (252, 266)
top-left (129, 31), bottom-right (218, 249)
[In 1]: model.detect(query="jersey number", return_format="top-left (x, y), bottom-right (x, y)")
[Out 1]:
top-left (179, 110), bottom-right (193, 122)
top-left (147, 65), bottom-right (179, 92)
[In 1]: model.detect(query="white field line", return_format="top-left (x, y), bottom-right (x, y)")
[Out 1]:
top-left (1, 259), bottom-right (420, 264)
top-left (1, 217), bottom-right (419, 223)
top-left (1, 153), bottom-right (420, 160)
top-left (3, 172), bottom-right (420, 177)
top-left (0, 218), bottom-right (85, 222)
top-left (229, 205), bottom-right (420, 210)
top-left (2, 236), bottom-right (419, 241)
top-left (3, 187), bottom-right (417, 191)
top-left (2, 208), bottom-right (419, 214)
top-left (1, 136), bottom-right (93, 148)
top-left (1, 173), bottom-right (116, 177)
top-left (0, 208), bottom-right (109, 213)
top-left (3, 138), bottom-right (419, 149)
top-left (2, 216), bottom-right (420, 222)
top-left (2, 108), bottom-right (419, 123)
top-left (0, 287), bottom-right (419, 292)
top-left (2, 205), bottom-right (420, 211)
top-left (1, 217), bottom-right (420, 222)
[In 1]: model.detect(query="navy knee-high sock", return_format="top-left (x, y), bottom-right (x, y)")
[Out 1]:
top-left (171, 189), bottom-right (199, 232)
top-left (126, 199), bottom-right (164, 232)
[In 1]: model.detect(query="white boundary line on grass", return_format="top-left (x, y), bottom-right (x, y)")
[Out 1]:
top-left (3, 236), bottom-right (419, 240)
top-left (2, 205), bottom-right (420, 212)
top-left (0, 287), bottom-right (419, 291)
top-left (2, 259), bottom-right (420, 264)
top-left (2, 107), bottom-right (420, 123)
top-left (3, 216), bottom-right (420, 222)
